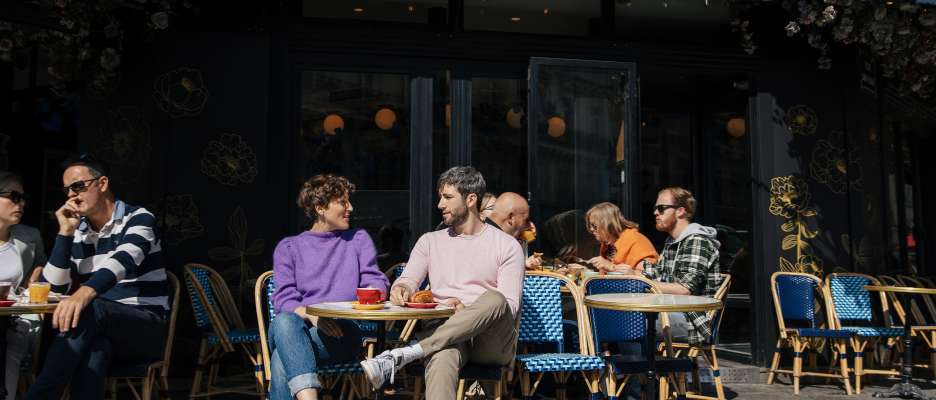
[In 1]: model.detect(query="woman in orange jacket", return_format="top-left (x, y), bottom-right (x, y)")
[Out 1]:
top-left (584, 202), bottom-right (658, 273)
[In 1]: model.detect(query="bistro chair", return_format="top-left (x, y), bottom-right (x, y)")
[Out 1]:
top-left (254, 271), bottom-right (369, 399)
top-left (886, 275), bottom-right (936, 378)
top-left (107, 271), bottom-right (181, 400)
top-left (514, 271), bottom-right (603, 400)
top-left (767, 272), bottom-right (854, 395)
top-left (582, 274), bottom-right (686, 400)
top-left (658, 273), bottom-right (732, 400)
top-left (184, 263), bottom-right (264, 397)
top-left (824, 273), bottom-right (902, 393)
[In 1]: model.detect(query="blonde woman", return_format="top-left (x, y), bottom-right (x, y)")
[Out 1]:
top-left (478, 192), bottom-right (497, 221)
top-left (584, 202), bottom-right (658, 273)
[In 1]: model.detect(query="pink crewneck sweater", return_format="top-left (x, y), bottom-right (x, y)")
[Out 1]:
top-left (395, 224), bottom-right (525, 316)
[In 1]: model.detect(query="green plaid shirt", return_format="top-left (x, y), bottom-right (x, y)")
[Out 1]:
top-left (643, 233), bottom-right (721, 345)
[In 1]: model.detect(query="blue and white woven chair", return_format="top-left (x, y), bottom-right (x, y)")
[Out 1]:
top-left (515, 271), bottom-right (603, 400)
top-left (582, 274), bottom-right (685, 400)
top-left (254, 271), bottom-right (368, 399)
top-left (825, 273), bottom-right (902, 393)
top-left (184, 263), bottom-right (264, 398)
top-left (660, 273), bottom-right (732, 400)
top-left (767, 272), bottom-right (854, 395)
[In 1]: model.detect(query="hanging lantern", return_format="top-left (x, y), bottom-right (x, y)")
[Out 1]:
top-left (726, 117), bottom-right (746, 138)
top-left (547, 116), bottom-right (566, 138)
top-left (506, 106), bottom-right (525, 129)
top-left (445, 103), bottom-right (452, 128)
top-left (375, 107), bottom-right (397, 130)
top-left (323, 114), bottom-right (344, 136)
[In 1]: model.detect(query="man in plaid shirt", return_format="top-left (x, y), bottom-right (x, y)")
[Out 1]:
top-left (638, 187), bottom-right (721, 345)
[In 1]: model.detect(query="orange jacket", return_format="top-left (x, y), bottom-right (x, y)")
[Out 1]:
top-left (599, 228), bottom-right (659, 270)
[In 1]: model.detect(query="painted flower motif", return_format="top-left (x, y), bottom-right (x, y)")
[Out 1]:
top-left (784, 105), bottom-right (818, 136)
top-left (97, 106), bottom-right (151, 183)
top-left (795, 254), bottom-right (824, 276)
top-left (153, 194), bottom-right (204, 245)
top-left (201, 133), bottom-right (258, 186)
top-left (769, 175), bottom-right (812, 218)
top-left (153, 67), bottom-right (209, 118)
top-left (151, 12), bottom-right (169, 30)
top-left (99, 48), bottom-right (120, 71)
top-left (809, 137), bottom-right (863, 194)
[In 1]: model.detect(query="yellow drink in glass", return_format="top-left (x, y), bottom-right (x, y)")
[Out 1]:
top-left (29, 282), bottom-right (51, 304)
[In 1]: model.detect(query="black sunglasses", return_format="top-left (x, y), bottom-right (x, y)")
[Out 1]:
top-left (653, 204), bottom-right (679, 214)
top-left (0, 191), bottom-right (27, 204)
top-left (62, 177), bottom-right (101, 195)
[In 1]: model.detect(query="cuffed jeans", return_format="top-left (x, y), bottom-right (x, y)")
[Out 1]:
top-left (267, 313), bottom-right (363, 400)
top-left (24, 298), bottom-right (167, 400)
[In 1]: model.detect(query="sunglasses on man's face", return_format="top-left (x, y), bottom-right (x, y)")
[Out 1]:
top-left (653, 204), bottom-right (679, 214)
top-left (0, 191), bottom-right (27, 204)
top-left (62, 177), bottom-right (101, 195)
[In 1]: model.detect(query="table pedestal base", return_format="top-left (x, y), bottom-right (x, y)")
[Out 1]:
top-left (873, 382), bottom-right (932, 400)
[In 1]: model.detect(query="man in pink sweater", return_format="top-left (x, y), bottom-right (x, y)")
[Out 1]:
top-left (361, 166), bottom-right (526, 398)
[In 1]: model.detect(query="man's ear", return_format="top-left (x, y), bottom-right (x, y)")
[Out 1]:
top-left (676, 207), bottom-right (687, 219)
top-left (466, 193), bottom-right (478, 209)
top-left (98, 176), bottom-right (110, 194)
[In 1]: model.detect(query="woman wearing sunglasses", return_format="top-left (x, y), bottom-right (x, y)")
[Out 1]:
top-left (581, 202), bottom-right (658, 274)
top-left (0, 171), bottom-right (47, 398)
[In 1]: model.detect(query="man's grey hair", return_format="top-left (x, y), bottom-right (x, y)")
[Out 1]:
top-left (437, 166), bottom-right (486, 205)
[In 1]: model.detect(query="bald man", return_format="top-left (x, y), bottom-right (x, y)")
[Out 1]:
top-left (485, 192), bottom-right (543, 269)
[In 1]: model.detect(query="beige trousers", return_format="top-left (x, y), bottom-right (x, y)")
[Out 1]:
top-left (417, 290), bottom-right (518, 399)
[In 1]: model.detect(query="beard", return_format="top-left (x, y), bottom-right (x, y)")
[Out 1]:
top-left (655, 217), bottom-right (674, 233)
top-left (443, 204), bottom-right (470, 227)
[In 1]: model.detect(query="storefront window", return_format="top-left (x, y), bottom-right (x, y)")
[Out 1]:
top-left (471, 77), bottom-right (527, 195)
top-left (299, 70), bottom-right (411, 267)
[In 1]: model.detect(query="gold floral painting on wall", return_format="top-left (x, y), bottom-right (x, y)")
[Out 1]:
top-left (201, 133), bottom-right (258, 186)
top-left (97, 106), bottom-right (151, 184)
top-left (769, 175), bottom-right (823, 276)
top-left (153, 67), bottom-right (209, 118)
top-left (809, 134), bottom-right (863, 194)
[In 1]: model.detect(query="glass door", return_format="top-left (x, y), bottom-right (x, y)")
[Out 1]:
top-left (527, 58), bottom-right (639, 260)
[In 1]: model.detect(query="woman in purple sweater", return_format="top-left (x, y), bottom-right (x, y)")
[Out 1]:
top-left (268, 174), bottom-right (389, 400)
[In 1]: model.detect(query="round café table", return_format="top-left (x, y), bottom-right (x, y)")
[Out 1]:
top-left (0, 301), bottom-right (59, 400)
top-left (306, 301), bottom-right (454, 400)
top-left (584, 293), bottom-right (722, 400)
top-left (864, 285), bottom-right (936, 400)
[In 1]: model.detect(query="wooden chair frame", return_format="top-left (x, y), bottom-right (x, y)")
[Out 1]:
top-left (107, 271), bottom-right (181, 400)
top-left (824, 272), bottom-right (901, 394)
top-left (184, 263), bottom-right (264, 398)
top-left (766, 272), bottom-right (853, 395)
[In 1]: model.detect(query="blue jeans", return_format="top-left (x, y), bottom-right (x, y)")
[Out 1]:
top-left (24, 299), bottom-right (167, 400)
top-left (268, 313), bottom-right (364, 400)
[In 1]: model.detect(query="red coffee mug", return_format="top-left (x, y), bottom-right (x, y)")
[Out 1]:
top-left (356, 288), bottom-right (383, 305)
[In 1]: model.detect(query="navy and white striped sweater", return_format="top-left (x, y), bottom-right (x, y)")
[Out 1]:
top-left (43, 200), bottom-right (170, 310)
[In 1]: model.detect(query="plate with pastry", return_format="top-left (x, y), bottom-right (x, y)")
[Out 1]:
top-left (405, 290), bottom-right (438, 308)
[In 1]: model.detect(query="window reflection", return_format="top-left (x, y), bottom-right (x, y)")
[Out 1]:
top-left (471, 77), bottom-right (527, 195)
top-left (299, 71), bottom-right (411, 269)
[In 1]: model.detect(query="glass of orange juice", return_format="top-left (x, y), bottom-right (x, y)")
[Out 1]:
top-left (28, 282), bottom-right (51, 304)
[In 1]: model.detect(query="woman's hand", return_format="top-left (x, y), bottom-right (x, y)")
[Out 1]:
top-left (589, 256), bottom-right (616, 273)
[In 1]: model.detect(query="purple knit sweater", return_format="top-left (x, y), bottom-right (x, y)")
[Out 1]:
top-left (272, 229), bottom-right (390, 314)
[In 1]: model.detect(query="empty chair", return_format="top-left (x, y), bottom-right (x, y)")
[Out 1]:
top-left (184, 263), bottom-right (264, 397)
top-left (825, 273), bottom-right (902, 393)
top-left (767, 272), bottom-right (853, 395)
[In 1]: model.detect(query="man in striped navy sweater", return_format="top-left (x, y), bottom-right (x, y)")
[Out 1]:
top-left (25, 155), bottom-right (170, 400)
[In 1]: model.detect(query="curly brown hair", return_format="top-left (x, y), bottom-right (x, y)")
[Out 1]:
top-left (297, 174), bottom-right (356, 223)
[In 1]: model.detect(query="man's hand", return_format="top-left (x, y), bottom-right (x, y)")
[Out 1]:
top-left (444, 298), bottom-right (464, 312)
top-left (52, 286), bottom-right (97, 332)
top-left (55, 199), bottom-right (81, 237)
top-left (525, 253), bottom-right (543, 270)
top-left (315, 317), bottom-right (343, 337)
top-left (389, 285), bottom-right (411, 306)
